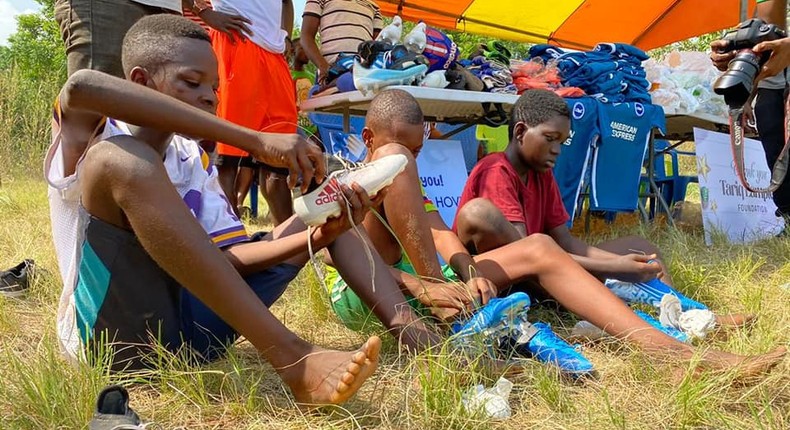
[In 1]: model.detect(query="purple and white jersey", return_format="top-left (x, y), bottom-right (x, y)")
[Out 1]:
top-left (46, 114), bottom-right (246, 361)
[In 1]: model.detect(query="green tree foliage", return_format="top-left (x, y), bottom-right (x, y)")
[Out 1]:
top-left (0, 0), bottom-right (66, 83)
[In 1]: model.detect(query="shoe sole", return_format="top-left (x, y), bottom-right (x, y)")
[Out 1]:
top-left (293, 154), bottom-right (408, 226)
top-left (451, 293), bottom-right (531, 338)
top-left (354, 65), bottom-right (428, 95)
top-left (0, 288), bottom-right (28, 298)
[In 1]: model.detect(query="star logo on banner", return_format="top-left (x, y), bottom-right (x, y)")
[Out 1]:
top-left (698, 155), bottom-right (711, 181)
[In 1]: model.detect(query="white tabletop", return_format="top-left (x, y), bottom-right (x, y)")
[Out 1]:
top-left (300, 86), bottom-right (519, 123)
top-left (663, 111), bottom-right (729, 140)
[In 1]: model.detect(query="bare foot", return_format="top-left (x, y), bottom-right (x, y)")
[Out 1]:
top-left (277, 336), bottom-right (381, 406)
top-left (704, 346), bottom-right (787, 380)
top-left (670, 346), bottom-right (786, 383)
top-left (715, 313), bottom-right (756, 328)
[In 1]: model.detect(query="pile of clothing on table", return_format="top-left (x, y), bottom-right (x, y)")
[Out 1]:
top-left (528, 43), bottom-right (653, 104)
top-left (312, 22), bottom-right (657, 104)
top-left (313, 21), bottom-right (523, 96)
top-left (643, 50), bottom-right (727, 117)
top-left (509, 60), bottom-right (585, 97)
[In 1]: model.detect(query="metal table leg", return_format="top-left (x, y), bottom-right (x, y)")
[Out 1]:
top-left (646, 132), bottom-right (674, 227)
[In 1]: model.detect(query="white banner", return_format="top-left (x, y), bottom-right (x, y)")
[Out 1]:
top-left (694, 128), bottom-right (785, 244)
top-left (416, 139), bottom-right (468, 227)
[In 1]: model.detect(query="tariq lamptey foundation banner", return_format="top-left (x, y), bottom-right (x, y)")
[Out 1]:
top-left (694, 128), bottom-right (785, 245)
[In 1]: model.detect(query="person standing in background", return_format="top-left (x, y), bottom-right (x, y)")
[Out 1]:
top-left (300, 0), bottom-right (383, 81)
top-left (55, 0), bottom-right (249, 78)
top-left (211, 0), bottom-right (299, 224)
top-left (291, 37), bottom-right (319, 140)
top-left (711, 0), bottom-right (790, 224)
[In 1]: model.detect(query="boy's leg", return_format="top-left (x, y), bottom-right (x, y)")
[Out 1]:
top-left (181, 243), bottom-right (301, 361)
top-left (215, 155), bottom-right (241, 212)
top-left (256, 49), bottom-right (298, 226)
top-left (458, 201), bottom-right (777, 368)
top-left (234, 159), bottom-right (257, 212)
top-left (85, 140), bottom-right (379, 404)
top-left (260, 171), bottom-right (294, 226)
top-left (455, 197), bottom-right (524, 253)
top-left (327, 228), bottom-right (442, 351)
top-left (263, 213), bottom-right (441, 351)
top-left (470, 233), bottom-right (786, 373)
top-left (363, 144), bottom-right (445, 279)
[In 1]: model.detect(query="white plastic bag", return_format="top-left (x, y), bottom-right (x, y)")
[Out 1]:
top-left (462, 377), bottom-right (513, 420)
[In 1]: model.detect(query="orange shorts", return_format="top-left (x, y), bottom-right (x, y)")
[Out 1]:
top-left (212, 31), bottom-right (297, 157)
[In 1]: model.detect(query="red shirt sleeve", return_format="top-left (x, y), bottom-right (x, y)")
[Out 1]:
top-left (542, 171), bottom-right (571, 231)
top-left (472, 164), bottom-right (526, 225)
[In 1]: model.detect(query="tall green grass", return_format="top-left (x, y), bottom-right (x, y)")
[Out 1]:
top-left (0, 67), bottom-right (62, 180)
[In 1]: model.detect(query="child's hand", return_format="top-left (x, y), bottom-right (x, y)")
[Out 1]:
top-left (198, 9), bottom-right (253, 42)
top-left (418, 282), bottom-right (473, 319)
top-left (317, 183), bottom-right (377, 239)
top-left (610, 254), bottom-right (662, 283)
top-left (464, 277), bottom-right (497, 307)
top-left (253, 133), bottom-right (327, 193)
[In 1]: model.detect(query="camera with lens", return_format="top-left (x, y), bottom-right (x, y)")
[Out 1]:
top-left (713, 18), bottom-right (786, 108)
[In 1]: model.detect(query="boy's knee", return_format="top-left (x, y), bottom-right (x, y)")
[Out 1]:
top-left (457, 198), bottom-right (506, 233)
top-left (522, 233), bottom-right (565, 269)
top-left (526, 233), bottom-right (559, 251)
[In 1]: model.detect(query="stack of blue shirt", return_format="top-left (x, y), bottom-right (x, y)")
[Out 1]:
top-left (528, 43), bottom-right (652, 104)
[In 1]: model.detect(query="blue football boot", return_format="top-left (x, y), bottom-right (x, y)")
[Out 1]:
top-left (605, 278), bottom-right (708, 312)
top-left (509, 321), bottom-right (596, 379)
top-left (450, 292), bottom-right (595, 378)
top-left (450, 292), bottom-right (531, 342)
top-left (633, 310), bottom-right (690, 343)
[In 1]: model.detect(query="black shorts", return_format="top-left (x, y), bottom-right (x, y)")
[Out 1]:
top-left (215, 155), bottom-right (257, 169)
top-left (755, 87), bottom-right (790, 215)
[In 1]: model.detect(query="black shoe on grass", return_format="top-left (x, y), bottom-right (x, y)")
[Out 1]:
top-left (88, 385), bottom-right (145, 430)
top-left (0, 259), bottom-right (34, 298)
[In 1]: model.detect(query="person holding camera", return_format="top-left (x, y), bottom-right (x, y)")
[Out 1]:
top-left (710, 0), bottom-right (790, 220)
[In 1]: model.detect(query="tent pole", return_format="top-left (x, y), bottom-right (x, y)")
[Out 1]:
top-left (740, 0), bottom-right (747, 21)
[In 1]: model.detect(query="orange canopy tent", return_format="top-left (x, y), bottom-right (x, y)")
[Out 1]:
top-left (378, 0), bottom-right (756, 51)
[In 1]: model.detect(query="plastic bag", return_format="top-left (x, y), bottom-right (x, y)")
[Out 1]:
top-left (462, 377), bottom-right (513, 420)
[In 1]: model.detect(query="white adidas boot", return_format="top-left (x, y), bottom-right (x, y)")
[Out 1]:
top-left (293, 154), bottom-right (408, 226)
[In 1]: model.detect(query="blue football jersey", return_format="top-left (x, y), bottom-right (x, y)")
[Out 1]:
top-left (553, 97), bottom-right (599, 223)
top-left (590, 102), bottom-right (666, 211)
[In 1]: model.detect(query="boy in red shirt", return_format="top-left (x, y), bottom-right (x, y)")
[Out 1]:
top-left (455, 89), bottom-right (751, 326)
top-left (333, 89), bottom-right (785, 376)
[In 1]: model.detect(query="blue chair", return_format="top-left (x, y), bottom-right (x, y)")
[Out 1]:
top-left (434, 123), bottom-right (480, 173)
top-left (641, 140), bottom-right (698, 217)
top-left (309, 112), bottom-right (367, 150)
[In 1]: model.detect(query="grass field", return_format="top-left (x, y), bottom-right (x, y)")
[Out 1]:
top-left (0, 172), bottom-right (788, 429)
top-left (0, 63), bottom-right (788, 429)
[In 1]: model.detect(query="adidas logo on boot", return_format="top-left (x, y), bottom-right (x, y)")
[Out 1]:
top-left (293, 154), bottom-right (408, 226)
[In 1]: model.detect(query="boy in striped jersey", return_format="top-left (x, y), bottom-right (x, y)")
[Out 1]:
top-left (301, 0), bottom-right (383, 80)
